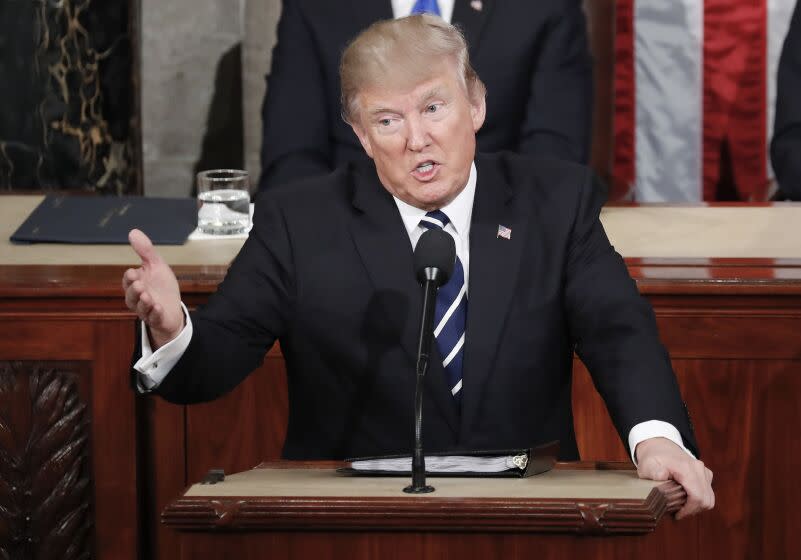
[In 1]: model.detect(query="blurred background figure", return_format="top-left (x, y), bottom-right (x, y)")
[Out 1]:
top-left (257, 0), bottom-right (594, 191)
top-left (771, 0), bottom-right (801, 200)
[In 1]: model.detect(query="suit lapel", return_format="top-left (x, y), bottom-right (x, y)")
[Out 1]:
top-left (348, 165), bottom-right (460, 436)
top-left (452, 0), bottom-right (493, 56)
top-left (461, 154), bottom-right (526, 438)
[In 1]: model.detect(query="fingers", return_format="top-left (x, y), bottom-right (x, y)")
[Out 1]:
top-left (124, 279), bottom-right (142, 311)
top-left (125, 280), bottom-right (163, 325)
top-left (636, 456), bottom-right (670, 481)
top-left (122, 267), bottom-right (139, 291)
top-left (128, 229), bottom-right (161, 266)
top-left (673, 460), bottom-right (715, 520)
top-left (634, 438), bottom-right (714, 520)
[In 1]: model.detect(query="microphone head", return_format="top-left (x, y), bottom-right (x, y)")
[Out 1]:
top-left (413, 228), bottom-right (455, 286)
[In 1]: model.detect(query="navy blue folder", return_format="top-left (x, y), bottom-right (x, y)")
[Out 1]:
top-left (10, 195), bottom-right (198, 245)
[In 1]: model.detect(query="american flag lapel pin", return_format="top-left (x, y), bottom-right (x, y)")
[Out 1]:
top-left (497, 224), bottom-right (512, 240)
top-left (470, 0), bottom-right (483, 12)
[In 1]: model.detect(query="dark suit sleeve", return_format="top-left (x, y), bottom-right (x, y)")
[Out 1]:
top-left (153, 195), bottom-right (296, 404)
top-left (563, 169), bottom-right (698, 457)
top-left (771, 2), bottom-right (801, 200)
top-left (517, 0), bottom-right (593, 163)
top-left (258, 0), bottom-right (332, 191)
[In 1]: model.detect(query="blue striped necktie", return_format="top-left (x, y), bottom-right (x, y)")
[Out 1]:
top-left (419, 210), bottom-right (466, 405)
top-left (411, 0), bottom-right (441, 17)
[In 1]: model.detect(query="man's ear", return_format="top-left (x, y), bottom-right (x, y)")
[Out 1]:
top-left (470, 95), bottom-right (487, 132)
top-left (350, 120), bottom-right (374, 159)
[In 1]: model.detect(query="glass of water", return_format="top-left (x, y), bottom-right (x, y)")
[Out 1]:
top-left (196, 169), bottom-right (251, 235)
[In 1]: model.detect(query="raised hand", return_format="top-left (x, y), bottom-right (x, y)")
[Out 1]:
top-left (123, 229), bottom-right (184, 349)
top-left (635, 437), bottom-right (715, 520)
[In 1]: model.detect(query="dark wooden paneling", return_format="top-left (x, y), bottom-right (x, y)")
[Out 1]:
top-left (138, 396), bottom-right (184, 560)
top-left (2, 321), bottom-right (95, 360)
top-left (583, 0), bottom-right (615, 182)
top-left (0, 361), bottom-right (94, 559)
top-left (676, 360), bottom-right (801, 560)
top-left (175, 526), bottom-right (698, 560)
top-left (0, 317), bottom-right (138, 560)
top-left (185, 352), bottom-right (288, 482)
top-left (572, 361), bottom-right (630, 462)
top-left (91, 320), bottom-right (138, 559)
top-left (573, 355), bottom-right (801, 560)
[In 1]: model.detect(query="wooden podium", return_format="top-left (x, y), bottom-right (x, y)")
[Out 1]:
top-left (2, 196), bottom-right (801, 558)
top-left (162, 462), bottom-right (691, 559)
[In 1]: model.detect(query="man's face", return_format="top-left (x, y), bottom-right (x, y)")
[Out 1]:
top-left (350, 62), bottom-right (486, 211)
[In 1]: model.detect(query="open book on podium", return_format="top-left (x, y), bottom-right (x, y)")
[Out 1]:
top-left (339, 440), bottom-right (559, 478)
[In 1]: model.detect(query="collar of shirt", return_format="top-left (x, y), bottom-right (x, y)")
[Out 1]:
top-left (391, 0), bottom-right (455, 23)
top-left (392, 160), bottom-right (476, 248)
top-left (392, 161), bottom-right (475, 291)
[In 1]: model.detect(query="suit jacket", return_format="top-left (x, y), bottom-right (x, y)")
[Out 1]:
top-left (153, 153), bottom-right (697, 462)
top-left (771, 1), bottom-right (801, 200)
top-left (258, 0), bottom-right (593, 191)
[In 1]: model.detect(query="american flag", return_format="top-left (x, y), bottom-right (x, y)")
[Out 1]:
top-left (497, 225), bottom-right (512, 240)
top-left (612, 0), bottom-right (797, 202)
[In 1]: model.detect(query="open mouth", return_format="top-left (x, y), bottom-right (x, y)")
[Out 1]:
top-left (411, 160), bottom-right (439, 180)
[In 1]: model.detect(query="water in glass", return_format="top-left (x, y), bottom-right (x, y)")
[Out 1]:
top-left (196, 169), bottom-right (250, 235)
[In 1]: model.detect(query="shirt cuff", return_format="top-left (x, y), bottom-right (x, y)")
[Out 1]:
top-left (628, 420), bottom-right (696, 466)
top-left (133, 302), bottom-right (193, 392)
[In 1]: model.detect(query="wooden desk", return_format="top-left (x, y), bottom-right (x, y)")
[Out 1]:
top-left (1, 196), bottom-right (800, 558)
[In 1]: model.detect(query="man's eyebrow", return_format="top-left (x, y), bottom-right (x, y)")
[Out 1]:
top-left (420, 87), bottom-right (443, 102)
top-left (368, 106), bottom-right (399, 117)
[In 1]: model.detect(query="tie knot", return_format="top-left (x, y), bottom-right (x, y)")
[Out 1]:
top-left (421, 210), bottom-right (450, 231)
top-left (411, 0), bottom-right (441, 16)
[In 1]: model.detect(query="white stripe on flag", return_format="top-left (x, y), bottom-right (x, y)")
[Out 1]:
top-left (635, 0), bottom-right (704, 202)
top-left (434, 283), bottom-right (466, 337)
top-left (442, 333), bottom-right (465, 368)
top-left (767, 0), bottom-right (796, 180)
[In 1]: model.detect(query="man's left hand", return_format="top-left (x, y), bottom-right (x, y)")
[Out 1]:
top-left (635, 437), bottom-right (714, 520)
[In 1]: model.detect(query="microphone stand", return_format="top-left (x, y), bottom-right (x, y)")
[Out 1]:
top-left (404, 267), bottom-right (440, 494)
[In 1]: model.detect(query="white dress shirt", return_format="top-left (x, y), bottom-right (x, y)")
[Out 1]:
top-left (392, 0), bottom-right (455, 22)
top-left (134, 161), bottom-right (692, 464)
top-left (393, 162), bottom-right (476, 289)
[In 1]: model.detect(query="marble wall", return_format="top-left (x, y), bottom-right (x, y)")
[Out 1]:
top-left (140, 0), bottom-right (281, 197)
top-left (0, 0), bottom-right (137, 193)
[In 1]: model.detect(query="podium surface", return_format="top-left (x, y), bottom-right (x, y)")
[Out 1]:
top-left (164, 462), bottom-right (683, 534)
top-left (162, 462), bottom-right (691, 559)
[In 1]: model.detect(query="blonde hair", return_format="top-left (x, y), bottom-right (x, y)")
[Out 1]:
top-left (340, 14), bottom-right (486, 124)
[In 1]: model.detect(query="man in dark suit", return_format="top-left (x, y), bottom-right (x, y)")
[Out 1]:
top-left (771, 0), bottom-right (801, 199)
top-left (258, 0), bottom-right (593, 191)
top-left (126, 15), bottom-right (713, 519)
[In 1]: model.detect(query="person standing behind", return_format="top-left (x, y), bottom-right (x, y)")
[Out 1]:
top-left (772, 0), bottom-right (801, 199)
top-left (258, 0), bottom-right (593, 191)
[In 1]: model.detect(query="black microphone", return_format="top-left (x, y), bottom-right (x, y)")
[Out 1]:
top-left (404, 228), bottom-right (455, 494)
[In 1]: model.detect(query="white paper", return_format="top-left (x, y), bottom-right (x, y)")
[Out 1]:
top-left (349, 454), bottom-right (527, 474)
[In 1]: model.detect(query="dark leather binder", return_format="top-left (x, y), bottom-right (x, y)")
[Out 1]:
top-left (338, 441), bottom-right (559, 478)
top-left (10, 195), bottom-right (198, 245)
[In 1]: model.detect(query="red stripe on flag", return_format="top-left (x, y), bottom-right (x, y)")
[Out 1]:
top-left (612, 0), bottom-right (635, 200)
top-left (703, 0), bottom-right (769, 201)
